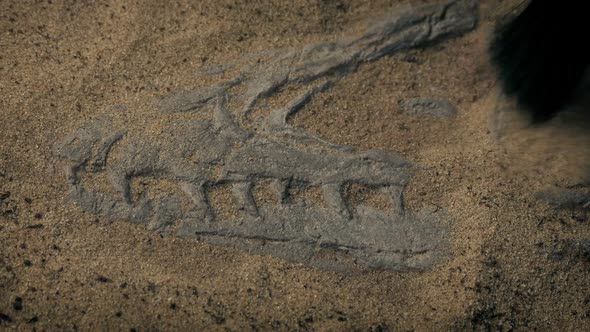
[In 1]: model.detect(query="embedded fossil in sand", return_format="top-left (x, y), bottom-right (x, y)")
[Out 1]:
top-left (56, 0), bottom-right (478, 272)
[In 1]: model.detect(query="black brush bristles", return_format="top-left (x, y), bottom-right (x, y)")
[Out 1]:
top-left (489, 0), bottom-right (588, 124)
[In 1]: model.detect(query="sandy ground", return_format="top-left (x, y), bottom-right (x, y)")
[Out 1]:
top-left (2, 0), bottom-right (590, 330)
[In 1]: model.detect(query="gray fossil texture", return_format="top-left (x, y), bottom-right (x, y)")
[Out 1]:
top-left (56, 0), bottom-right (478, 272)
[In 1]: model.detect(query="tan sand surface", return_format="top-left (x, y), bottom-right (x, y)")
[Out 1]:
top-left (2, 0), bottom-right (590, 330)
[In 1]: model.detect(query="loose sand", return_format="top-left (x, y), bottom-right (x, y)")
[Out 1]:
top-left (2, 0), bottom-right (590, 330)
